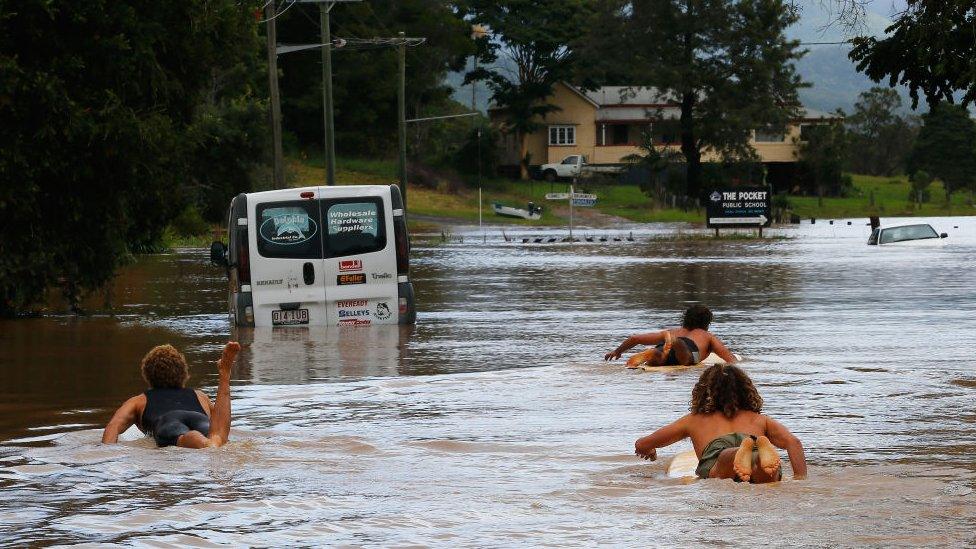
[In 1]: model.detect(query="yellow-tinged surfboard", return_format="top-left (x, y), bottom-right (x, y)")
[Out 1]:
top-left (666, 450), bottom-right (699, 479)
top-left (639, 352), bottom-right (742, 372)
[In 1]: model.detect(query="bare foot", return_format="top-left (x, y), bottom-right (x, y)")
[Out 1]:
top-left (661, 331), bottom-right (673, 357)
top-left (756, 435), bottom-right (781, 477)
top-left (732, 437), bottom-right (754, 482)
top-left (626, 349), bottom-right (654, 368)
top-left (219, 341), bottom-right (241, 375)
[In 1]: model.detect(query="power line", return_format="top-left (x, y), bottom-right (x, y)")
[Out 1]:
top-left (258, 0), bottom-right (297, 23)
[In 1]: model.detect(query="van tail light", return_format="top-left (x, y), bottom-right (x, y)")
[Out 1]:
top-left (394, 216), bottom-right (409, 275)
top-left (238, 230), bottom-right (251, 288)
top-left (390, 184), bottom-right (410, 276)
top-left (398, 297), bottom-right (408, 315)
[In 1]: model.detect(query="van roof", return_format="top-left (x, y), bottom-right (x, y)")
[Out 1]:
top-left (245, 184), bottom-right (393, 198)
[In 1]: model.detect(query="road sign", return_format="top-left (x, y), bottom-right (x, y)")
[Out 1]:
top-left (705, 188), bottom-right (772, 228)
top-left (545, 192), bottom-right (597, 201)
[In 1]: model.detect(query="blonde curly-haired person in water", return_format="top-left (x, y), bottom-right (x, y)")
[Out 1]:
top-left (634, 363), bottom-right (807, 482)
top-left (102, 342), bottom-right (240, 448)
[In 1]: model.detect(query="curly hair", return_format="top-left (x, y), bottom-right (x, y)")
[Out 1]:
top-left (141, 344), bottom-right (190, 389)
top-left (682, 305), bottom-right (713, 330)
top-left (690, 364), bottom-right (763, 418)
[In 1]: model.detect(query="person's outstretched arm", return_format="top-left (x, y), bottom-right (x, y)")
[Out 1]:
top-left (765, 417), bottom-right (807, 479)
top-left (708, 334), bottom-right (738, 363)
top-left (605, 331), bottom-right (667, 361)
top-left (634, 415), bottom-right (690, 461)
top-left (101, 396), bottom-right (142, 443)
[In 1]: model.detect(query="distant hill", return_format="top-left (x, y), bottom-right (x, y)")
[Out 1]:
top-left (448, 0), bottom-right (929, 115)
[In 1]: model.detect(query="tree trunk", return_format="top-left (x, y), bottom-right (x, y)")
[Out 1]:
top-left (680, 91), bottom-right (701, 201)
top-left (518, 130), bottom-right (529, 180)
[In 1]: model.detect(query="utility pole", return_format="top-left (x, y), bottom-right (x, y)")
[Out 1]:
top-left (397, 31), bottom-right (407, 211)
top-left (265, 1), bottom-right (285, 189)
top-left (320, 3), bottom-right (337, 186)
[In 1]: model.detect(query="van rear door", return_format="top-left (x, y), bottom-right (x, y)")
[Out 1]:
top-left (320, 186), bottom-right (399, 326)
top-left (248, 189), bottom-right (328, 327)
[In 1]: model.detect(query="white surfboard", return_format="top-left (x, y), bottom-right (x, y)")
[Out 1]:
top-left (666, 450), bottom-right (699, 478)
top-left (640, 352), bottom-right (742, 372)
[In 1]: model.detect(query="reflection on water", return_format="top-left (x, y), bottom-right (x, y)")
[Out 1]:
top-left (1, 217), bottom-right (975, 545)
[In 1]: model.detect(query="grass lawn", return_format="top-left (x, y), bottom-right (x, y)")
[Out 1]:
top-left (285, 156), bottom-right (976, 226)
top-left (286, 155), bottom-right (703, 226)
top-left (788, 174), bottom-right (976, 219)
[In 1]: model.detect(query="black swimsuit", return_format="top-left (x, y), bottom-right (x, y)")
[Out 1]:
top-left (140, 388), bottom-right (211, 447)
top-left (653, 337), bottom-right (701, 365)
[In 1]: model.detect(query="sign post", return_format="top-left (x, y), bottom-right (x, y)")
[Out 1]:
top-left (705, 187), bottom-right (772, 237)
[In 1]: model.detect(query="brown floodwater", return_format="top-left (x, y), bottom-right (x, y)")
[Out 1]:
top-left (1, 216), bottom-right (975, 546)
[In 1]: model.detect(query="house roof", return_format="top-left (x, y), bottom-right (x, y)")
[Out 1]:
top-left (798, 107), bottom-right (842, 120)
top-left (583, 86), bottom-right (668, 106)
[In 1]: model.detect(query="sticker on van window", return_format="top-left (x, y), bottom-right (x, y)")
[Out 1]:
top-left (337, 273), bottom-right (366, 285)
top-left (327, 203), bottom-right (379, 236)
top-left (259, 207), bottom-right (318, 245)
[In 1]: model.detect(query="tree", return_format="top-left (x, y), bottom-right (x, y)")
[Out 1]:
top-left (845, 87), bottom-right (917, 176)
top-left (465, 0), bottom-right (595, 180)
top-left (907, 103), bottom-right (976, 202)
top-left (796, 123), bottom-right (852, 198)
top-left (276, 0), bottom-right (473, 157)
top-left (850, 1), bottom-right (976, 109)
top-left (580, 0), bottom-right (805, 200)
top-left (0, 0), bottom-right (264, 314)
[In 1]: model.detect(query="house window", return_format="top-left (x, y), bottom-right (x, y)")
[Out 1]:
top-left (754, 127), bottom-right (786, 142)
top-left (548, 125), bottom-right (576, 146)
top-left (799, 124), bottom-right (818, 142)
top-left (611, 124), bottom-right (629, 145)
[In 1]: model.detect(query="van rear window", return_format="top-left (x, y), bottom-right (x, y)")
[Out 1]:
top-left (323, 198), bottom-right (386, 257)
top-left (256, 201), bottom-right (323, 259)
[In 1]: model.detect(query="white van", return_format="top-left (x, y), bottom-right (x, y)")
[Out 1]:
top-left (210, 184), bottom-right (416, 327)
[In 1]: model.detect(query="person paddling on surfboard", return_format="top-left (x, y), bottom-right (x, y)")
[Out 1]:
top-left (604, 305), bottom-right (737, 368)
top-left (101, 341), bottom-right (240, 448)
top-left (634, 364), bottom-right (808, 482)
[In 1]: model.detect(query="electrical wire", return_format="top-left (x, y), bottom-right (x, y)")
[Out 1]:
top-left (258, 0), bottom-right (297, 24)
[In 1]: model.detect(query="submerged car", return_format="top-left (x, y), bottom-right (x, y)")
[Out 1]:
top-left (868, 223), bottom-right (948, 246)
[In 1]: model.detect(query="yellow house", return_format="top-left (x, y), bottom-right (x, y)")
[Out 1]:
top-left (490, 82), bottom-right (840, 181)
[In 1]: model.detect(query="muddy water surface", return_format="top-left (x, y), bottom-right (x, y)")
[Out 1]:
top-left (1, 217), bottom-right (975, 546)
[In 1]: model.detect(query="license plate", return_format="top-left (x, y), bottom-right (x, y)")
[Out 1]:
top-left (272, 309), bottom-right (309, 325)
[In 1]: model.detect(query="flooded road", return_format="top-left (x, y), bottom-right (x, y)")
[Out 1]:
top-left (2, 216), bottom-right (975, 546)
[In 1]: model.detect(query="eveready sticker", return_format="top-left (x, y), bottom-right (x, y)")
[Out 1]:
top-left (339, 259), bottom-right (362, 272)
top-left (337, 273), bottom-right (366, 285)
top-left (336, 299), bottom-right (368, 308)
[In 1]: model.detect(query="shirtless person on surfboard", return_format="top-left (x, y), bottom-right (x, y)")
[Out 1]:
top-left (634, 363), bottom-right (808, 482)
top-left (604, 305), bottom-right (737, 367)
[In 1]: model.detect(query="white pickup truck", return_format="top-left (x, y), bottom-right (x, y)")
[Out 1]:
top-left (538, 155), bottom-right (623, 182)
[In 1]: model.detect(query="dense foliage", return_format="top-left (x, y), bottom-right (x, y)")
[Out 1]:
top-left (850, 0), bottom-right (976, 109)
top-left (844, 87), bottom-right (917, 177)
top-left (0, 0), bottom-right (264, 314)
top-left (906, 103), bottom-right (976, 201)
top-left (795, 123), bottom-right (852, 197)
top-left (275, 0), bottom-right (473, 158)
top-left (577, 0), bottom-right (805, 200)
top-left (465, 0), bottom-right (595, 180)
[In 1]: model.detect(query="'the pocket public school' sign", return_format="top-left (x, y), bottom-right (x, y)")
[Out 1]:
top-left (706, 188), bottom-right (772, 228)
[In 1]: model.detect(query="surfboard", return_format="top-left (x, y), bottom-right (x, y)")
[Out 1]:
top-left (666, 450), bottom-right (699, 479)
top-left (639, 352), bottom-right (742, 372)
